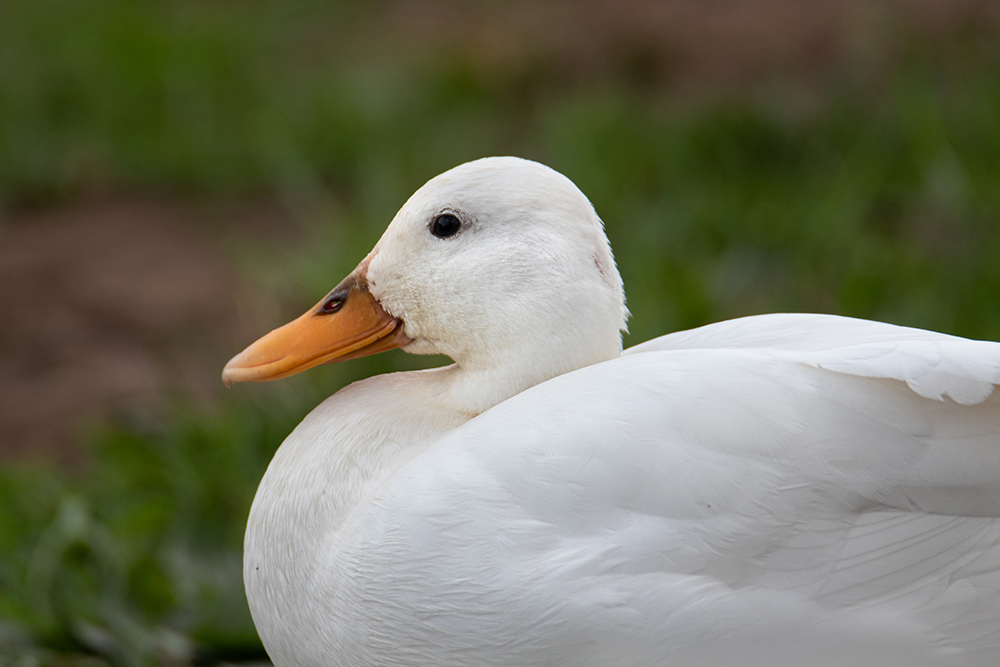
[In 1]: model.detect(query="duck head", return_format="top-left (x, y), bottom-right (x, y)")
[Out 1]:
top-left (223, 157), bottom-right (628, 404)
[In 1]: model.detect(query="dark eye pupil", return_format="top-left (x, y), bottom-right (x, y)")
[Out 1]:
top-left (431, 214), bottom-right (461, 238)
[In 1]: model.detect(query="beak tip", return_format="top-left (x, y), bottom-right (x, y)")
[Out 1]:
top-left (221, 354), bottom-right (244, 388)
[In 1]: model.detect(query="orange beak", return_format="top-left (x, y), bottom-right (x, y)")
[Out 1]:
top-left (221, 261), bottom-right (410, 387)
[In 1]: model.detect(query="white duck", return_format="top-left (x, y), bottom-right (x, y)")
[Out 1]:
top-left (223, 157), bottom-right (1000, 667)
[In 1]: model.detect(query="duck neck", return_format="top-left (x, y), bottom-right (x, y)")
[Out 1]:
top-left (442, 336), bottom-right (624, 417)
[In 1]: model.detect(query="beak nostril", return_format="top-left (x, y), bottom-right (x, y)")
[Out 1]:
top-left (320, 298), bottom-right (344, 314)
top-left (318, 288), bottom-right (349, 315)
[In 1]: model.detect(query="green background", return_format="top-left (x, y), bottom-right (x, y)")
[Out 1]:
top-left (1, 1), bottom-right (998, 665)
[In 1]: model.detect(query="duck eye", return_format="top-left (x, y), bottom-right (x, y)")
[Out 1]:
top-left (431, 213), bottom-right (461, 238)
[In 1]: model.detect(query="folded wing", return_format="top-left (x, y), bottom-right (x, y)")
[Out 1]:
top-left (352, 314), bottom-right (1000, 663)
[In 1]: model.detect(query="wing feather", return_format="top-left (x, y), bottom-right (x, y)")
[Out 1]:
top-left (629, 313), bottom-right (1000, 404)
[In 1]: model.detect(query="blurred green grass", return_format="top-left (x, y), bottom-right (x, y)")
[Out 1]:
top-left (1, 1), bottom-right (999, 665)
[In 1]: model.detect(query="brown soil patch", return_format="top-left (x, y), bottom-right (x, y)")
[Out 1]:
top-left (0, 198), bottom-right (294, 465)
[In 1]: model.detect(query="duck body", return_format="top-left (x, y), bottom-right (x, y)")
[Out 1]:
top-left (227, 158), bottom-right (1000, 666)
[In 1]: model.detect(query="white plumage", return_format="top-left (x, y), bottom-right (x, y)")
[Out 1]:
top-left (225, 157), bottom-right (1000, 666)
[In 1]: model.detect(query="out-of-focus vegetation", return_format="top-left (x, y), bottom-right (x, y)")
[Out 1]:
top-left (1, 0), bottom-right (998, 665)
